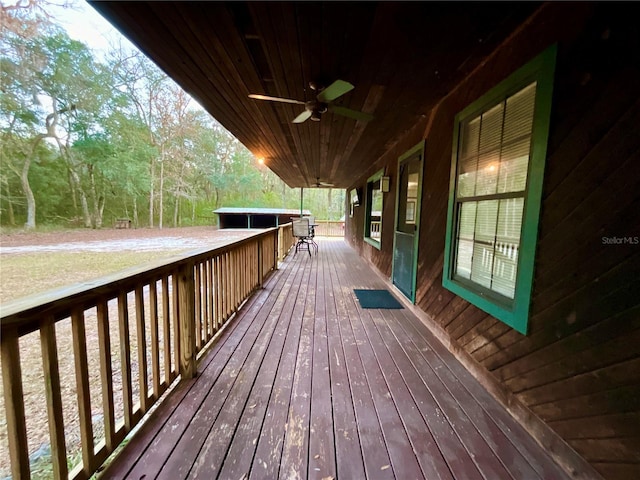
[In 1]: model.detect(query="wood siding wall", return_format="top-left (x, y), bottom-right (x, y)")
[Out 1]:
top-left (345, 3), bottom-right (640, 479)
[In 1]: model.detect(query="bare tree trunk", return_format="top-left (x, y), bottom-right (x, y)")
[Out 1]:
top-left (16, 102), bottom-right (74, 229)
top-left (67, 168), bottom-right (78, 214)
top-left (88, 168), bottom-right (105, 229)
top-left (133, 196), bottom-right (139, 227)
top-left (5, 183), bottom-right (16, 226)
top-left (149, 158), bottom-right (155, 228)
top-left (21, 153), bottom-right (36, 229)
top-left (173, 195), bottom-right (179, 227)
top-left (159, 158), bottom-right (164, 229)
top-left (67, 167), bottom-right (91, 228)
top-left (80, 190), bottom-right (91, 228)
top-left (97, 194), bottom-right (105, 229)
top-left (89, 166), bottom-right (98, 228)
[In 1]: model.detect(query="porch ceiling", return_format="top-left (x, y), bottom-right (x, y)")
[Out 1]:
top-left (90, 1), bottom-right (539, 189)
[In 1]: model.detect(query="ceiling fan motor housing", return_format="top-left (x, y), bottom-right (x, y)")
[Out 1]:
top-left (305, 100), bottom-right (328, 113)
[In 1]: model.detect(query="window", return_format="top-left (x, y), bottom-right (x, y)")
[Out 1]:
top-left (443, 46), bottom-right (556, 334)
top-left (364, 170), bottom-right (384, 248)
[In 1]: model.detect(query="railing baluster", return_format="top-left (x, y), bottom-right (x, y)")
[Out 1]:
top-left (134, 285), bottom-right (148, 413)
top-left (215, 255), bottom-right (222, 331)
top-left (40, 315), bottom-right (68, 479)
top-left (1, 326), bottom-right (30, 479)
top-left (118, 291), bottom-right (133, 431)
top-left (71, 307), bottom-right (95, 475)
top-left (258, 237), bottom-right (264, 288)
top-left (224, 252), bottom-right (230, 321)
top-left (162, 276), bottom-right (172, 384)
top-left (172, 272), bottom-right (180, 378)
top-left (149, 280), bottom-right (161, 400)
top-left (243, 245), bottom-right (248, 297)
top-left (96, 300), bottom-right (116, 451)
top-left (234, 249), bottom-right (240, 310)
top-left (228, 250), bottom-right (234, 313)
top-left (195, 263), bottom-right (202, 351)
top-left (228, 250), bottom-right (233, 316)
top-left (207, 258), bottom-right (214, 341)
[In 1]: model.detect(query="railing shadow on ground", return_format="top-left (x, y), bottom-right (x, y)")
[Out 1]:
top-left (0, 223), bottom-right (295, 480)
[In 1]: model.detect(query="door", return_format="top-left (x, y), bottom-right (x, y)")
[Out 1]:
top-left (392, 143), bottom-right (423, 301)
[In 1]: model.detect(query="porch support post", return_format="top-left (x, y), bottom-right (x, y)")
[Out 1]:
top-left (178, 262), bottom-right (197, 379)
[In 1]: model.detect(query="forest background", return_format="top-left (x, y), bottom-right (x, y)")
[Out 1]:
top-left (0, 0), bottom-right (345, 232)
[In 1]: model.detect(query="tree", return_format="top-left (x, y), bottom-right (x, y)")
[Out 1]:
top-left (1, 2), bottom-right (341, 230)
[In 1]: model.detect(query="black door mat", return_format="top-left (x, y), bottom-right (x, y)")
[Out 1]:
top-left (353, 289), bottom-right (404, 309)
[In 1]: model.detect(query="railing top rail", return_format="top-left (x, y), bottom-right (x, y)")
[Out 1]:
top-left (1, 227), bottom-right (278, 331)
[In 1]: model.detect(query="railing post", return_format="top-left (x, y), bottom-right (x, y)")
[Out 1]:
top-left (1, 326), bottom-right (30, 479)
top-left (178, 262), bottom-right (197, 379)
top-left (258, 237), bottom-right (264, 288)
top-left (273, 230), bottom-right (278, 271)
top-left (40, 316), bottom-right (68, 479)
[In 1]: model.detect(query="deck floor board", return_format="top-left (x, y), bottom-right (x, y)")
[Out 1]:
top-left (102, 238), bottom-right (571, 480)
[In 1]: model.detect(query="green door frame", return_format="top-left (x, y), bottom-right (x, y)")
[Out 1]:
top-left (391, 140), bottom-right (425, 303)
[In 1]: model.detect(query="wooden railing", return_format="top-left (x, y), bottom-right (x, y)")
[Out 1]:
top-left (277, 222), bottom-right (295, 261)
top-left (313, 220), bottom-right (345, 237)
top-left (0, 228), bottom-right (279, 479)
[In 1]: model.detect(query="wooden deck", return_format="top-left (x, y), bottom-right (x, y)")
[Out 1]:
top-left (101, 238), bottom-right (570, 480)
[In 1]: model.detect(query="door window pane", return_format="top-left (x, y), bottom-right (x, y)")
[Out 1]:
top-left (365, 173), bottom-right (384, 245)
top-left (397, 156), bottom-right (420, 233)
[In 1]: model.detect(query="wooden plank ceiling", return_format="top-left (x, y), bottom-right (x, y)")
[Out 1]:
top-left (90, 1), bottom-right (539, 188)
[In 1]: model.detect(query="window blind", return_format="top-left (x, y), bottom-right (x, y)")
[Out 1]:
top-left (454, 82), bottom-right (537, 300)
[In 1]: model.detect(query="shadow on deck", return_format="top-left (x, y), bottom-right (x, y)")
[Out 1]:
top-left (101, 238), bottom-right (569, 480)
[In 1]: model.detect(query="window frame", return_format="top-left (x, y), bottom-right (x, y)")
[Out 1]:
top-left (364, 169), bottom-right (384, 249)
top-left (442, 45), bottom-right (557, 334)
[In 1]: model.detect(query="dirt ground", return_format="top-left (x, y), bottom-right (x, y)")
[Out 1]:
top-left (0, 225), bottom-right (259, 477)
top-left (0, 225), bottom-right (247, 248)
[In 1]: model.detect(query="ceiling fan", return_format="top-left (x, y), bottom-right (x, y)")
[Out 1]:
top-left (313, 177), bottom-right (334, 188)
top-left (248, 80), bottom-right (374, 124)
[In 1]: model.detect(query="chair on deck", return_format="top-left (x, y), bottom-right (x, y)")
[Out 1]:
top-left (304, 216), bottom-right (318, 250)
top-left (292, 217), bottom-right (317, 256)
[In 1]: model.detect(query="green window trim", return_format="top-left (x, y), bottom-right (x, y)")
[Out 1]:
top-left (443, 45), bottom-right (557, 335)
top-left (364, 169), bottom-right (384, 249)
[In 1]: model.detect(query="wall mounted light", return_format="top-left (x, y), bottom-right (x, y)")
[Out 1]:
top-left (381, 176), bottom-right (390, 193)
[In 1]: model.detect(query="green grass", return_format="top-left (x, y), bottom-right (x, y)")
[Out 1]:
top-left (0, 250), bottom-right (187, 304)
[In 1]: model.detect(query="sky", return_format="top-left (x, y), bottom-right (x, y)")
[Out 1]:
top-left (46, 0), bottom-right (209, 114)
top-left (47, 0), bottom-right (137, 58)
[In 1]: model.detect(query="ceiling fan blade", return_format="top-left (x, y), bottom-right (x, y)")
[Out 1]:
top-left (293, 110), bottom-right (312, 123)
top-left (248, 94), bottom-right (305, 105)
top-left (317, 80), bottom-right (354, 103)
top-left (315, 177), bottom-right (334, 187)
top-left (328, 105), bottom-right (374, 122)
